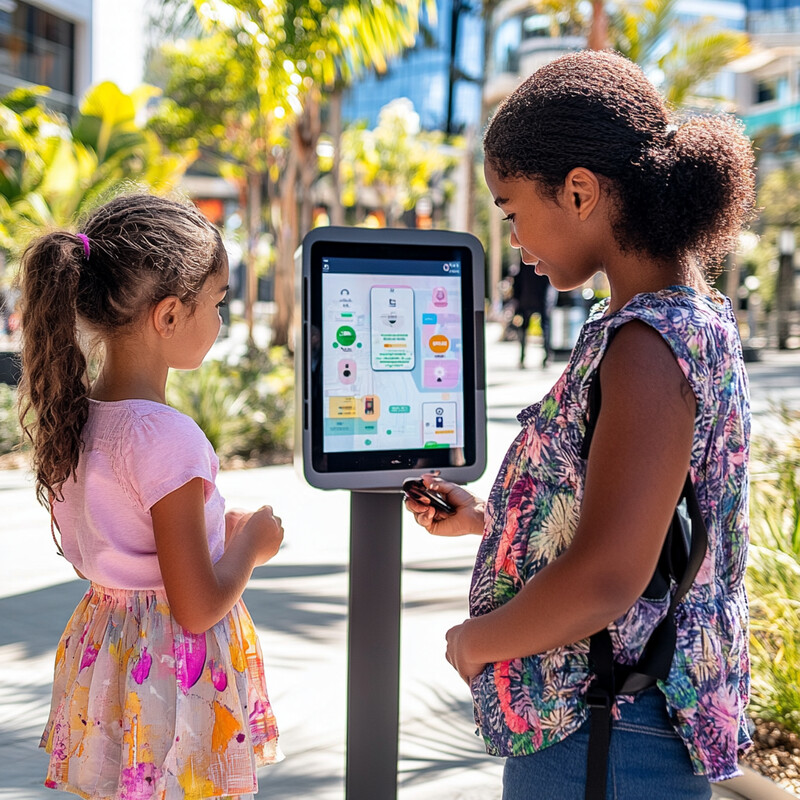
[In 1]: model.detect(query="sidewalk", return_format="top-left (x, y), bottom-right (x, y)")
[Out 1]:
top-left (2, 324), bottom-right (799, 799)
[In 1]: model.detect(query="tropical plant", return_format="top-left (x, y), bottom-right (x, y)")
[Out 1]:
top-left (152, 0), bottom-right (433, 347)
top-left (747, 408), bottom-right (800, 735)
top-left (736, 166), bottom-right (800, 319)
top-left (567, 0), bottom-right (750, 107)
top-left (167, 345), bottom-right (294, 463)
top-left (0, 83), bottom-right (194, 264)
top-left (340, 99), bottom-right (460, 227)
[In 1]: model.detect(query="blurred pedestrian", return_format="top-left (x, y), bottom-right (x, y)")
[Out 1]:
top-left (511, 260), bottom-right (554, 368)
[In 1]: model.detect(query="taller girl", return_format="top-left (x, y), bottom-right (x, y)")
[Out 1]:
top-left (407, 50), bottom-right (756, 799)
top-left (18, 194), bottom-right (283, 799)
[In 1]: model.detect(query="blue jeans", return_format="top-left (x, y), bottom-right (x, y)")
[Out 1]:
top-left (502, 689), bottom-right (712, 800)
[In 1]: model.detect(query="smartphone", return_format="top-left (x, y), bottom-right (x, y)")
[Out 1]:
top-left (402, 478), bottom-right (456, 515)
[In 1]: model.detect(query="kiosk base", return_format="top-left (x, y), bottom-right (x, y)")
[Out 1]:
top-left (346, 491), bottom-right (403, 800)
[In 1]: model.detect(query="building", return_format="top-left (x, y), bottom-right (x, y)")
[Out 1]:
top-left (0, 0), bottom-right (92, 114)
top-left (341, 0), bottom-right (483, 133)
top-left (483, 2), bottom-right (584, 110)
top-left (484, 0), bottom-right (746, 111)
top-left (729, 0), bottom-right (800, 166)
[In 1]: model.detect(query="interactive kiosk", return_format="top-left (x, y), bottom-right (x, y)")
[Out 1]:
top-left (295, 227), bottom-right (487, 799)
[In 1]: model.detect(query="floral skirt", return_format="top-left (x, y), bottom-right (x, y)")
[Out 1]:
top-left (40, 583), bottom-right (281, 800)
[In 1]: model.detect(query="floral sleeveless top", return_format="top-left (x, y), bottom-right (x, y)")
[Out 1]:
top-left (470, 286), bottom-right (751, 782)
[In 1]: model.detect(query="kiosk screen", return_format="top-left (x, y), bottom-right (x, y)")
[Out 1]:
top-left (322, 255), bottom-right (465, 456)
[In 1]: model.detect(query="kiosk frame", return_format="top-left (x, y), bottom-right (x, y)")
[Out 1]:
top-left (295, 226), bottom-right (486, 490)
top-left (295, 227), bottom-right (487, 800)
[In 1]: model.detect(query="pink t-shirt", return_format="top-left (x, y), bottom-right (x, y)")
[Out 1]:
top-left (54, 399), bottom-right (225, 590)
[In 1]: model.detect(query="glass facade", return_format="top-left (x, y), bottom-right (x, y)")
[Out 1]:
top-left (0, 1), bottom-right (75, 96)
top-left (746, 0), bottom-right (800, 32)
top-left (341, 0), bottom-right (483, 132)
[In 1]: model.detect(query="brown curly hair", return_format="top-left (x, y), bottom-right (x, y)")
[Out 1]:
top-left (17, 193), bottom-right (227, 506)
top-left (483, 50), bottom-right (756, 271)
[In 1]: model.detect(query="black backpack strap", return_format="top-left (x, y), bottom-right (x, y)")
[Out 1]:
top-left (585, 629), bottom-right (615, 798)
top-left (581, 368), bottom-right (708, 800)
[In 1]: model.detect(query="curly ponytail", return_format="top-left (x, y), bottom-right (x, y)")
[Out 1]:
top-left (620, 114), bottom-right (756, 272)
top-left (18, 233), bottom-right (90, 505)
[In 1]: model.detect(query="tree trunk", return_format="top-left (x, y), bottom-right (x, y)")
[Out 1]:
top-left (245, 170), bottom-right (261, 342)
top-left (481, 1), bottom-right (503, 312)
top-left (777, 251), bottom-right (795, 350)
top-left (297, 93), bottom-right (322, 238)
top-left (329, 89), bottom-right (345, 226)
top-left (587, 0), bottom-right (608, 50)
top-left (272, 147), bottom-right (300, 348)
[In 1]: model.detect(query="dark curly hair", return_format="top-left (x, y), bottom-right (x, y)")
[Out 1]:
top-left (18, 193), bottom-right (227, 506)
top-left (483, 49), bottom-right (756, 272)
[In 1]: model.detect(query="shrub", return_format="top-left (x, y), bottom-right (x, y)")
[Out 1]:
top-left (167, 344), bottom-right (294, 465)
top-left (747, 408), bottom-right (800, 735)
top-left (0, 383), bottom-right (23, 455)
top-left (0, 348), bottom-right (295, 468)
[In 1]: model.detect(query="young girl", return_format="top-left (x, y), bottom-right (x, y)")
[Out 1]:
top-left (407, 51), bottom-right (755, 799)
top-left (18, 194), bottom-right (284, 799)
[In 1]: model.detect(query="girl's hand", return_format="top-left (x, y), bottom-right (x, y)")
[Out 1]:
top-left (404, 473), bottom-right (485, 537)
top-left (241, 505), bottom-right (284, 564)
top-left (224, 508), bottom-right (252, 547)
top-left (445, 619), bottom-right (487, 684)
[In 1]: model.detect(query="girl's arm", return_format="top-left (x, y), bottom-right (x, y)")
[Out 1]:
top-left (151, 480), bottom-right (283, 633)
top-left (446, 321), bottom-right (696, 682)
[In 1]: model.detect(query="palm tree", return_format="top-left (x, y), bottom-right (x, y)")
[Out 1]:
top-left (187, 0), bottom-right (433, 346)
top-left (596, 0), bottom-right (749, 106)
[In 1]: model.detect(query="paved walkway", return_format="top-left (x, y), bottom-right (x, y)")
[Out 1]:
top-left (2, 324), bottom-right (799, 799)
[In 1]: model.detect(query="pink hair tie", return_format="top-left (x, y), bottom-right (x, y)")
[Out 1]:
top-left (75, 233), bottom-right (91, 260)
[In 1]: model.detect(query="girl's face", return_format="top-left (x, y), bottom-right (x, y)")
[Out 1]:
top-left (170, 262), bottom-right (229, 370)
top-left (484, 163), bottom-right (597, 292)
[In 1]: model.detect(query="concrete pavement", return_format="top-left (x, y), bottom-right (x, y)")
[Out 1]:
top-left (2, 323), bottom-right (800, 799)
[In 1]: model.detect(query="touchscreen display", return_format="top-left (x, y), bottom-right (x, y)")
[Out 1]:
top-left (321, 256), bottom-right (465, 455)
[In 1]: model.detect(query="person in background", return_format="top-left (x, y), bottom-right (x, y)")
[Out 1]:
top-left (512, 260), bottom-right (555, 368)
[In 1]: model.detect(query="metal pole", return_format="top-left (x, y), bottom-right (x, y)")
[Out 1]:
top-left (346, 491), bottom-right (403, 800)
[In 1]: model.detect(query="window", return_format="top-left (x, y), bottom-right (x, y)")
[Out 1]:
top-left (0, 1), bottom-right (75, 96)
top-left (522, 14), bottom-right (551, 39)
top-left (756, 76), bottom-right (788, 104)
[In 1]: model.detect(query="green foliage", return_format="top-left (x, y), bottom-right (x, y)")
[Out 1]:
top-left (146, 31), bottom-right (285, 179)
top-left (151, 0), bottom-right (433, 171)
top-left (340, 99), bottom-right (460, 225)
top-left (535, 0), bottom-right (750, 108)
top-left (609, 0), bottom-right (750, 108)
top-left (740, 166), bottom-right (800, 312)
top-left (0, 82), bottom-right (194, 265)
top-left (755, 166), bottom-right (800, 231)
top-left (189, 0), bottom-right (432, 95)
top-left (658, 25), bottom-right (750, 107)
top-left (748, 409), bottom-right (800, 735)
top-left (167, 345), bottom-right (294, 463)
top-left (0, 382), bottom-right (23, 455)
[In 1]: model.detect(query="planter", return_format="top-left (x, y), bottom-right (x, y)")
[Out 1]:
top-left (713, 764), bottom-right (798, 800)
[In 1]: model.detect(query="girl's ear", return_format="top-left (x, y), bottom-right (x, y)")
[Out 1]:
top-left (152, 296), bottom-right (181, 339)
top-left (563, 167), bottom-right (601, 220)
